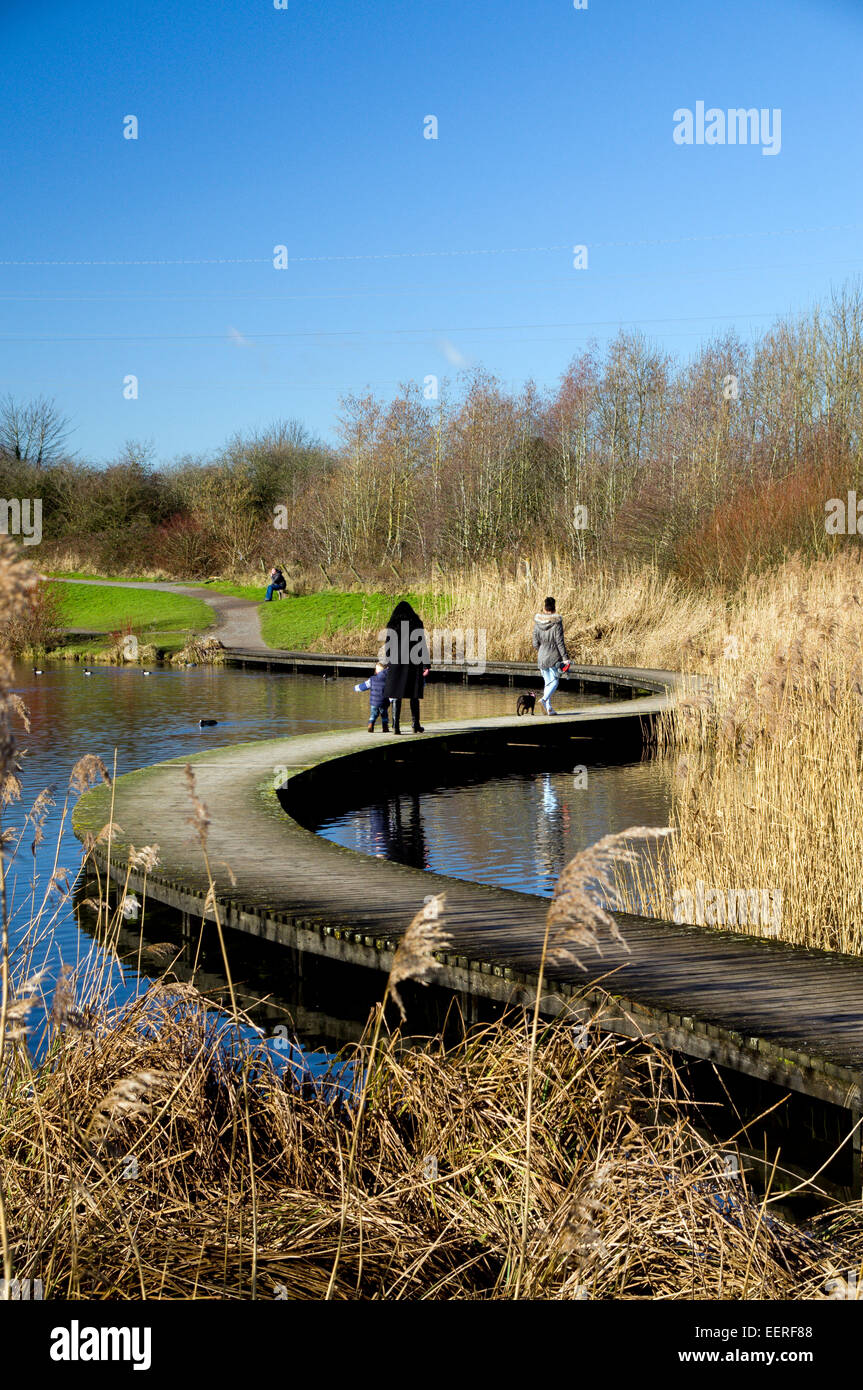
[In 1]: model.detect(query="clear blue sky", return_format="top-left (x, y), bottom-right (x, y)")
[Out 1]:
top-left (2, 0), bottom-right (862, 463)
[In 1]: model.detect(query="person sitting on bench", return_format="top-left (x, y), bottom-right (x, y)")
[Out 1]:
top-left (265, 565), bottom-right (287, 601)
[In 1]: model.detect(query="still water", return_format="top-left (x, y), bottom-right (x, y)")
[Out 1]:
top-left (10, 661), bottom-right (618, 1058)
top-left (314, 759), bottom-right (672, 898)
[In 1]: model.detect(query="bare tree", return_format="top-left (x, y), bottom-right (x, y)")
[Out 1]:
top-left (0, 395), bottom-right (71, 465)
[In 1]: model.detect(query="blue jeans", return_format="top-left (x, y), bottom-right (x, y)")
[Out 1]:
top-left (265, 584), bottom-right (286, 601)
top-left (540, 666), bottom-right (560, 710)
top-left (369, 702), bottom-right (389, 729)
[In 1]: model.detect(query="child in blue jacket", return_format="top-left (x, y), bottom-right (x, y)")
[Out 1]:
top-left (354, 661), bottom-right (390, 732)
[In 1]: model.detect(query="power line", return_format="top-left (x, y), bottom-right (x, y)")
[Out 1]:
top-left (0, 222), bottom-right (860, 269)
top-left (0, 311), bottom-right (781, 344)
top-left (3, 257), bottom-right (863, 304)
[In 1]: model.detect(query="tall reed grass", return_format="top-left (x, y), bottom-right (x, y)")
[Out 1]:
top-left (5, 947), bottom-right (861, 1300)
top-left (633, 552), bottom-right (863, 954)
top-left (311, 555), bottom-right (727, 669)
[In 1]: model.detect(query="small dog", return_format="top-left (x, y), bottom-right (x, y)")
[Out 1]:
top-left (516, 692), bottom-right (537, 716)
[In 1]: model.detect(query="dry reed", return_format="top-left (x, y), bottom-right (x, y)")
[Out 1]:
top-left (4, 962), bottom-right (860, 1301)
top-left (633, 552), bottom-right (863, 955)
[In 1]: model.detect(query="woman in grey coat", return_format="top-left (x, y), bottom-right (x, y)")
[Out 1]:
top-left (532, 596), bottom-right (569, 715)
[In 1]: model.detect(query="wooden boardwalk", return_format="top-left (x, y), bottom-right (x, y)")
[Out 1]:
top-left (221, 648), bottom-right (666, 692)
top-left (72, 664), bottom-right (863, 1119)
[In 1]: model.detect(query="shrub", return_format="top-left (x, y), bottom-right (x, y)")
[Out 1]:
top-left (0, 578), bottom-right (63, 656)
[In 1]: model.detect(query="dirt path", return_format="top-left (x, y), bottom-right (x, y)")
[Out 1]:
top-left (49, 578), bottom-right (268, 651)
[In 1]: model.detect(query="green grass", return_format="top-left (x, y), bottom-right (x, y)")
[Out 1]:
top-left (48, 578), bottom-right (452, 660)
top-left (259, 590), bottom-right (452, 650)
top-left (53, 582), bottom-right (214, 634)
top-left (50, 576), bottom-right (265, 600)
top-left (198, 579), bottom-right (266, 600)
top-left (46, 570), bottom-right (169, 585)
top-left (46, 571), bottom-right (261, 596)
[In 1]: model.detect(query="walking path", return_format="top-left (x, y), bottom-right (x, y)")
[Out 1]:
top-left (50, 577), bottom-right (268, 650)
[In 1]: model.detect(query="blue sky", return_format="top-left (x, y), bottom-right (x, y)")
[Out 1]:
top-left (2, 0), bottom-right (862, 463)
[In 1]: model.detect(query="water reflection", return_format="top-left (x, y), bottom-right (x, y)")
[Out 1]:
top-left (536, 772), bottom-right (569, 885)
top-left (316, 759), bottom-right (673, 897)
top-left (362, 793), bottom-right (429, 867)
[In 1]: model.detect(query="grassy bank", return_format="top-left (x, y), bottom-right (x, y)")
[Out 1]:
top-left (53, 582), bottom-right (214, 634)
top-left (40, 582), bottom-right (215, 663)
top-left (47, 569), bottom-right (174, 586)
top-left (45, 572), bottom-right (458, 659)
top-left (259, 589), bottom-right (451, 651)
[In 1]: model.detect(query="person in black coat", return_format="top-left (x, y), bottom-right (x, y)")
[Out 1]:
top-left (381, 600), bottom-right (430, 734)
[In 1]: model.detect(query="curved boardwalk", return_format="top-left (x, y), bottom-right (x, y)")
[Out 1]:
top-left (71, 663), bottom-right (863, 1122)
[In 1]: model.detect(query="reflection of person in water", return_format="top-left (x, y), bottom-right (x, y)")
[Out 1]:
top-left (535, 772), bottom-right (571, 892)
top-left (364, 793), bottom-right (429, 869)
top-left (368, 801), bottom-right (390, 858)
top-left (392, 792), bottom-right (429, 870)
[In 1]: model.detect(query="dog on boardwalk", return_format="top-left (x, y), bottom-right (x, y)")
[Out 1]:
top-left (516, 691), bottom-right (538, 716)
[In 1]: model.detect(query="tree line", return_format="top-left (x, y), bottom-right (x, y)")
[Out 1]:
top-left (3, 283), bottom-right (863, 585)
